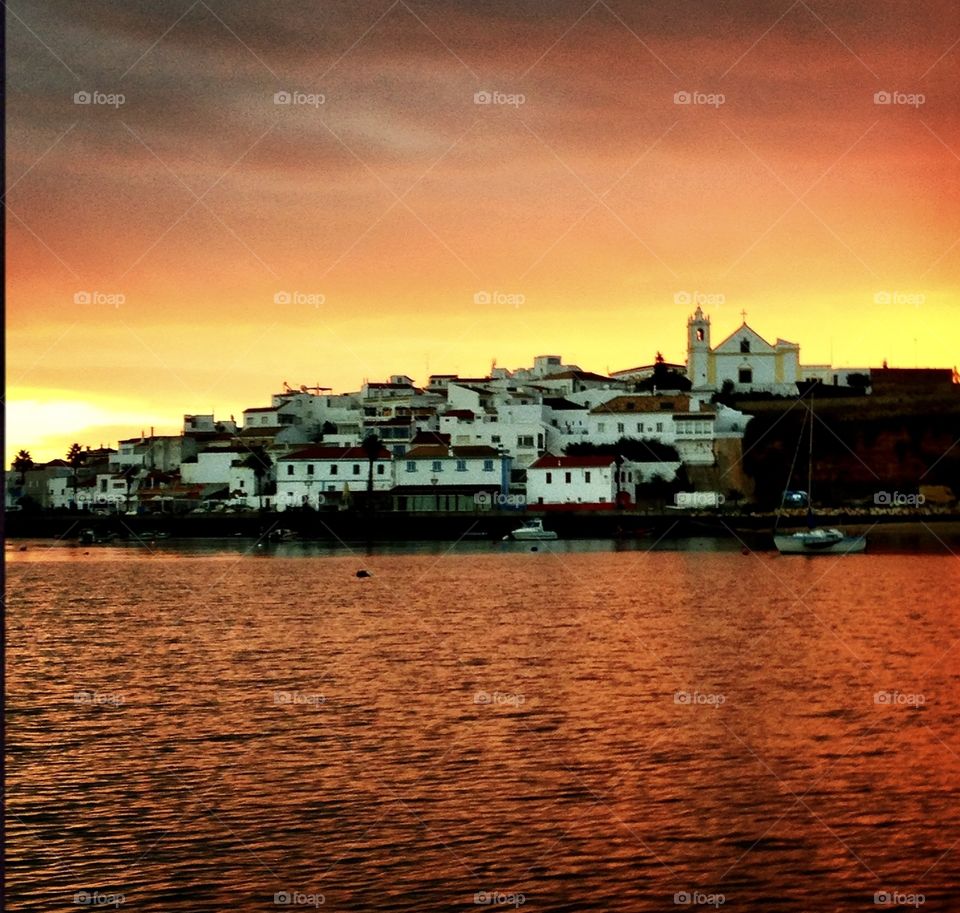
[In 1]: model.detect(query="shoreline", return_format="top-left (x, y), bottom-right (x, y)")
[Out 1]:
top-left (6, 510), bottom-right (960, 549)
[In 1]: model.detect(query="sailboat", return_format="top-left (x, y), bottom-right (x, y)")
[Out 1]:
top-left (774, 390), bottom-right (866, 555)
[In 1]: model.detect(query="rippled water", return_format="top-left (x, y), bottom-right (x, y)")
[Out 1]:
top-left (6, 542), bottom-right (960, 911)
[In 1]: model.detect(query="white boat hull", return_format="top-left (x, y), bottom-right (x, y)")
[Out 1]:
top-left (510, 530), bottom-right (558, 541)
top-left (774, 532), bottom-right (866, 554)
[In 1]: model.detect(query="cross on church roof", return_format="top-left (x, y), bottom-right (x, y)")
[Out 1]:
top-left (740, 309), bottom-right (748, 324)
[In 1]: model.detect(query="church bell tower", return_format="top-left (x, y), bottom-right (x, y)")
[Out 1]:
top-left (687, 306), bottom-right (711, 390)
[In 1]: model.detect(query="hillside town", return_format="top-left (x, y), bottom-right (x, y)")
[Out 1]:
top-left (8, 310), bottom-right (960, 516)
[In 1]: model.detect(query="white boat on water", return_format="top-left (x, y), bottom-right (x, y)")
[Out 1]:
top-left (505, 519), bottom-right (558, 541)
top-left (774, 528), bottom-right (866, 554)
top-left (774, 389), bottom-right (866, 556)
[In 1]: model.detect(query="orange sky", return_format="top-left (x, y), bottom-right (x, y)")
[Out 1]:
top-left (6, 0), bottom-right (960, 462)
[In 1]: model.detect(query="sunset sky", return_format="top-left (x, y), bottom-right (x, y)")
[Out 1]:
top-left (6, 0), bottom-right (959, 462)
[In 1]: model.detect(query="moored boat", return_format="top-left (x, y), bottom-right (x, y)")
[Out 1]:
top-left (505, 518), bottom-right (558, 541)
top-left (774, 528), bottom-right (866, 554)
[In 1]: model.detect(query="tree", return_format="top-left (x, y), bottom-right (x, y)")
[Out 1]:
top-left (711, 379), bottom-right (736, 405)
top-left (635, 354), bottom-right (692, 392)
top-left (846, 372), bottom-right (870, 392)
top-left (13, 449), bottom-right (33, 485)
top-left (66, 443), bottom-right (84, 508)
top-left (361, 434), bottom-right (382, 507)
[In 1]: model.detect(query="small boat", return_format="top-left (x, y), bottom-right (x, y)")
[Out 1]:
top-left (774, 528), bottom-right (866, 554)
top-left (775, 389), bottom-right (866, 556)
top-left (269, 528), bottom-right (299, 542)
top-left (505, 518), bottom-right (558, 541)
top-left (78, 528), bottom-right (116, 545)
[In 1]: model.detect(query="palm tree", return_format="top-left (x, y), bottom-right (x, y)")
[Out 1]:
top-left (66, 443), bottom-right (84, 508)
top-left (13, 449), bottom-right (33, 485)
top-left (361, 434), bottom-right (382, 509)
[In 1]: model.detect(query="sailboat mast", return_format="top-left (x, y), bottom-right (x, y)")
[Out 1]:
top-left (807, 386), bottom-right (815, 528)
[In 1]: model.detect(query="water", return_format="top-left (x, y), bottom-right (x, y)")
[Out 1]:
top-left (6, 541), bottom-right (960, 911)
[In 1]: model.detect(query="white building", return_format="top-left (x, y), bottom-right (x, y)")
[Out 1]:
top-left (275, 445), bottom-right (393, 510)
top-left (526, 454), bottom-right (641, 507)
top-left (391, 444), bottom-right (510, 511)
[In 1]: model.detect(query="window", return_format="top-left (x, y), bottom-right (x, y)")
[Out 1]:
top-left (517, 435), bottom-right (534, 448)
top-left (483, 460), bottom-right (494, 472)
top-left (597, 422), bottom-right (605, 433)
top-left (739, 368), bottom-right (753, 384)
top-left (406, 461), bottom-right (416, 472)
top-left (307, 464), bottom-right (315, 475)
top-left (656, 422), bottom-right (663, 433)
top-left (432, 460), bottom-right (443, 472)
top-left (377, 464), bottom-right (385, 475)
top-left (261, 416), bottom-right (269, 425)
top-left (456, 460), bottom-right (467, 472)
top-left (287, 464), bottom-right (294, 476)
top-left (352, 464), bottom-right (361, 475)
top-left (585, 471), bottom-right (591, 483)
top-left (546, 472), bottom-right (552, 484)
top-left (617, 422), bottom-right (624, 433)
top-left (740, 339), bottom-right (751, 353)
top-left (565, 472), bottom-right (572, 484)
top-left (491, 435), bottom-right (501, 443)
top-left (637, 423), bottom-right (643, 432)
top-left (696, 328), bottom-right (705, 342)
top-left (330, 465), bottom-right (338, 476)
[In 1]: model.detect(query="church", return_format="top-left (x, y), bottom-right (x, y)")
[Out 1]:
top-left (685, 307), bottom-right (861, 395)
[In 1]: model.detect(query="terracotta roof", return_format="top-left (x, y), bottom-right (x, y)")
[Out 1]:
top-left (411, 431), bottom-right (450, 446)
top-left (543, 370), bottom-right (612, 382)
top-left (530, 454), bottom-right (617, 469)
top-left (589, 395), bottom-right (691, 414)
top-left (452, 445), bottom-right (501, 458)
top-left (281, 445), bottom-right (391, 461)
top-left (404, 445), bottom-right (448, 459)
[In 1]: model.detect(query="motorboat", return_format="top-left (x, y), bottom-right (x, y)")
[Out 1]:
top-left (774, 528), bottom-right (866, 554)
top-left (505, 518), bottom-right (558, 541)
